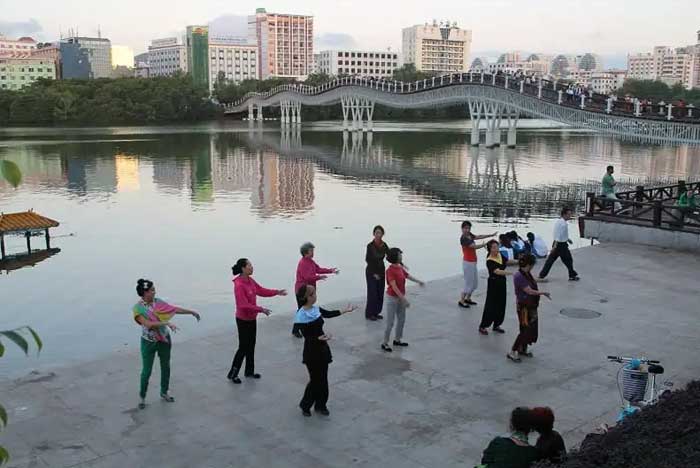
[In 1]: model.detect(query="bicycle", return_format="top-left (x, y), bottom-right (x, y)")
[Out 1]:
top-left (607, 355), bottom-right (673, 422)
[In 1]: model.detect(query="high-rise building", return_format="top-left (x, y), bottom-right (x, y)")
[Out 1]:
top-left (315, 49), bottom-right (401, 78)
top-left (208, 37), bottom-right (258, 91)
top-left (59, 36), bottom-right (112, 79)
top-left (148, 37), bottom-right (187, 77)
top-left (628, 31), bottom-right (700, 89)
top-left (0, 54), bottom-right (56, 90)
top-left (248, 8), bottom-right (314, 79)
top-left (402, 21), bottom-right (472, 73)
top-left (186, 26), bottom-right (209, 88)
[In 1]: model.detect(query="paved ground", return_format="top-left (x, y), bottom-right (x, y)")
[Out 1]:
top-left (2, 243), bottom-right (699, 468)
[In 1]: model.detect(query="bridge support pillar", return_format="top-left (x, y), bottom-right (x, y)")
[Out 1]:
top-left (506, 109), bottom-right (519, 148)
top-left (256, 105), bottom-right (263, 121)
top-left (467, 101), bottom-right (482, 146)
top-left (470, 125), bottom-right (480, 146)
top-left (248, 104), bottom-right (254, 121)
top-left (291, 102), bottom-right (298, 125)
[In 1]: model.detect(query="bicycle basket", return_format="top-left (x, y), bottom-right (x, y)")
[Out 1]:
top-left (622, 368), bottom-right (648, 402)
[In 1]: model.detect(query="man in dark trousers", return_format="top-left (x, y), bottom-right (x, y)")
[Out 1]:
top-left (538, 207), bottom-right (580, 281)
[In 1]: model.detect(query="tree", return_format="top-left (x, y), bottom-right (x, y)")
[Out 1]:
top-left (0, 327), bottom-right (42, 467)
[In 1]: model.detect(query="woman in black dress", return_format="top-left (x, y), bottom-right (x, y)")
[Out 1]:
top-left (479, 240), bottom-right (514, 336)
top-left (295, 284), bottom-right (356, 417)
top-left (365, 225), bottom-right (389, 321)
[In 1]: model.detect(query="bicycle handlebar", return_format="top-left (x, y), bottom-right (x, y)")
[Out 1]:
top-left (607, 355), bottom-right (660, 364)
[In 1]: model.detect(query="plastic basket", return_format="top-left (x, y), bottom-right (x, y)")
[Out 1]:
top-left (622, 368), bottom-right (648, 402)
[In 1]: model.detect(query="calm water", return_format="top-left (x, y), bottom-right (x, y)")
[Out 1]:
top-left (2, 121), bottom-right (699, 377)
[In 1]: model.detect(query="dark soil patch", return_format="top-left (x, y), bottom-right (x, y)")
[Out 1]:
top-left (535, 380), bottom-right (700, 468)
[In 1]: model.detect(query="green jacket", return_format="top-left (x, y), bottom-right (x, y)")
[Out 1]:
top-left (480, 437), bottom-right (539, 468)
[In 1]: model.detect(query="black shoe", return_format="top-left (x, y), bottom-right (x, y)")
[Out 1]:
top-left (492, 327), bottom-right (505, 334)
top-left (381, 344), bottom-right (393, 352)
top-left (393, 340), bottom-right (409, 347)
top-left (569, 276), bottom-right (580, 281)
top-left (366, 316), bottom-right (378, 321)
top-left (315, 408), bottom-right (330, 416)
top-left (466, 299), bottom-right (477, 305)
top-left (458, 301), bottom-right (470, 308)
top-left (245, 373), bottom-right (261, 379)
top-left (300, 406), bottom-right (312, 417)
top-left (230, 377), bottom-right (242, 384)
top-left (292, 330), bottom-right (303, 338)
top-left (376, 314), bottom-right (384, 319)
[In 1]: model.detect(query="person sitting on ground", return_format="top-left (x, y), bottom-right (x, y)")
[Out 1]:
top-left (479, 407), bottom-right (539, 468)
top-left (531, 406), bottom-right (566, 464)
top-left (499, 234), bottom-right (514, 262)
top-left (526, 233), bottom-right (549, 259)
top-left (507, 231), bottom-right (526, 259)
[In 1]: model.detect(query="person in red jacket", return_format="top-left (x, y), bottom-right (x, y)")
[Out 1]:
top-left (227, 258), bottom-right (287, 384)
top-left (292, 242), bottom-right (339, 338)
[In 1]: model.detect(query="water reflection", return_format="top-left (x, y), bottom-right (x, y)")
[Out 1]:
top-left (0, 247), bottom-right (61, 275)
top-left (1, 127), bottom-right (699, 221)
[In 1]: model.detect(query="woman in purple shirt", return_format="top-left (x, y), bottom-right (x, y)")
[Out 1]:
top-left (508, 254), bottom-right (551, 363)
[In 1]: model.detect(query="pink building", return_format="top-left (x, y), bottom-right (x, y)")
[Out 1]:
top-left (248, 8), bottom-right (313, 79)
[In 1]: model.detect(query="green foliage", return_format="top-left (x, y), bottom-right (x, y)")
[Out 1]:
top-left (0, 326), bottom-right (42, 466)
top-left (618, 79), bottom-right (700, 107)
top-left (0, 160), bottom-right (22, 188)
top-left (0, 76), bottom-right (219, 126)
top-left (391, 63), bottom-right (436, 82)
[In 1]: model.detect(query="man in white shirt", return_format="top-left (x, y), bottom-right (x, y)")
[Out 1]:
top-left (537, 207), bottom-right (580, 281)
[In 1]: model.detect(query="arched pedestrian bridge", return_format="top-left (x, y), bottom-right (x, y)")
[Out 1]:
top-left (224, 71), bottom-right (700, 146)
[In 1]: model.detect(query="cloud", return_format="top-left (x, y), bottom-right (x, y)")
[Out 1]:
top-left (314, 33), bottom-right (358, 51)
top-left (0, 18), bottom-right (43, 38)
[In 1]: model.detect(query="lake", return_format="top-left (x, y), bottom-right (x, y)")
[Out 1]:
top-left (1, 120), bottom-right (699, 377)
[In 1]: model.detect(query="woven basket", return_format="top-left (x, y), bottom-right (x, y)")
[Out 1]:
top-left (622, 368), bottom-right (648, 402)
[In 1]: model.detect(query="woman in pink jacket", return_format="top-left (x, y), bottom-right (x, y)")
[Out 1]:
top-left (227, 258), bottom-right (287, 384)
top-left (292, 242), bottom-right (339, 338)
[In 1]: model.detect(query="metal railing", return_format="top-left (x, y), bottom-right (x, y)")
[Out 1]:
top-left (584, 181), bottom-right (700, 231)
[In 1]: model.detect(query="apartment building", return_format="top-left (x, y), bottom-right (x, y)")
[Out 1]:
top-left (402, 21), bottom-right (472, 73)
top-left (315, 49), bottom-right (400, 78)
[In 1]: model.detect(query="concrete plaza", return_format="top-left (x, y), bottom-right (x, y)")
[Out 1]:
top-left (2, 243), bottom-right (699, 468)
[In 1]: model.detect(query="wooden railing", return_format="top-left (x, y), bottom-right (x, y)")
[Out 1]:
top-left (584, 180), bottom-right (700, 231)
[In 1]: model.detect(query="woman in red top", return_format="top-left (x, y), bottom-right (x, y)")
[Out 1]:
top-left (227, 258), bottom-right (287, 384)
top-left (292, 241), bottom-right (339, 338)
top-left (381, 248), bottom-right (424, 352)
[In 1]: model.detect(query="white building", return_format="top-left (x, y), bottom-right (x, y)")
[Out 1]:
top-left (402, 21), bottom-right (472, 73)
top-left (148, 38), bottom-right (187, 77)
top-left (589, 70), bottom-right (627, 94)
top-left (208, 37), bottom-right (259, 91)
top-left (628, 33), bottom-right (699, 90)
top-left (568, 69), bottom-right (626, 94)
top-left (315, 49), bottom-right (400, 78)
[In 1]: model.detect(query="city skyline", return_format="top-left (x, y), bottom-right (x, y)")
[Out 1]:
top-left (2, 0), bottom-right (698, 67)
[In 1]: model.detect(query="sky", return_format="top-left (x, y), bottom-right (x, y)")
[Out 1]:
top-left (1, 0), bottom-right (698, 68)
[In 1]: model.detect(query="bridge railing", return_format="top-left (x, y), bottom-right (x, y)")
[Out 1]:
top-left (226, 72), bottom-right (700, 123)
top-left (584, 180), bottom-right (700, 232)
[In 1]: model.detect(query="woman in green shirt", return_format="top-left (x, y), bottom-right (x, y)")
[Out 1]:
top-left (479, 407), bottom-right (539, 468)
